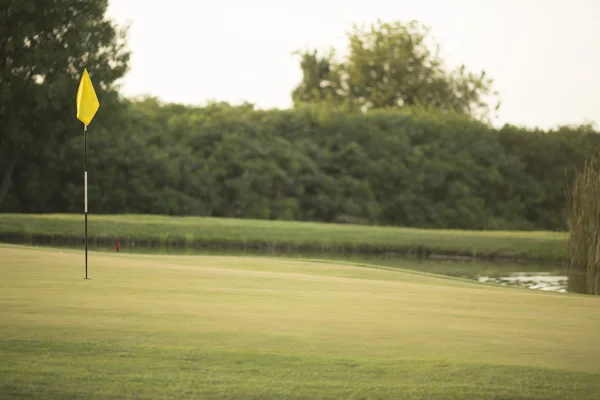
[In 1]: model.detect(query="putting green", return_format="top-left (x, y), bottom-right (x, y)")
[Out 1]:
top-left (1, 245), bottom-right (599, 399)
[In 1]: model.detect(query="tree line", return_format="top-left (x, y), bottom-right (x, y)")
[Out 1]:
top-left (2, 96), bottom-right (598, 231)
top-left (2, 1), bottom-right (599, 231)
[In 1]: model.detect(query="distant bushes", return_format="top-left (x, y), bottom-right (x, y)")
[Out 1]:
top-left (2, 98), bottom-right (599, 231)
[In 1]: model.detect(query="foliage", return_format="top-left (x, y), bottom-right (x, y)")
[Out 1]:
top-left (1, 98), bottom-right (599, 233)
top-left (0, 0), bottom-right (130, 206)
top-left (1, 9), bottom-right (599, 237)
top-left (292, 20), bottom-right (499, 120)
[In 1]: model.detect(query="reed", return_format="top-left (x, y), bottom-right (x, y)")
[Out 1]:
top-left (567, 158), bottom-right (600, 295)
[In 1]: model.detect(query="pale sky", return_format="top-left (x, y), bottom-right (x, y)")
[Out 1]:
top-left (107, 0), bottom-right (600, 130)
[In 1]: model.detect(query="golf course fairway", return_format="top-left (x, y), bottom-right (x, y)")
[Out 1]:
top-left (1, 244), bottom-right (599, 399)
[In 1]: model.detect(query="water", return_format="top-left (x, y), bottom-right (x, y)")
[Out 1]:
top-left (477, 273), bottom-right (568, 293)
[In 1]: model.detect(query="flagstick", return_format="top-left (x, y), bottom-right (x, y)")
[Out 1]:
top-left (84, 123), bottom-right (89, 280)
top-left (77, 68), bottom-right (98, 280)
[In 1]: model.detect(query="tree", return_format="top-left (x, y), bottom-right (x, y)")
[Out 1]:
top-left (291, 49), bottom-right (344, 105)
top-left (292, 20), bottom-right (499, 120)
top-left (0, 0), bottom-right (129, 208)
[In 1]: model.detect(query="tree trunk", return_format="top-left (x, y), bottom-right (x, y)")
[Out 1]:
top-left (0, 153), bottom-right (18, 207)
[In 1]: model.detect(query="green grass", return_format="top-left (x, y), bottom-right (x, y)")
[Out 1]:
top-left (1, 244), bottom-right (598, 399)
top-left (0, 213), bottom-right (568, 261)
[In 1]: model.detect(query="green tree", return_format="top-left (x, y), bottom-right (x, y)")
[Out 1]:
top-left (292, 20), bottom-right (499, 120)
top-left (0, 0), bottom-right (129, 207)
top-left (291, 49), bottom-right (344, 105)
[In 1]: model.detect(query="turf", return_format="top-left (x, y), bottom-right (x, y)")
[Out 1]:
top-left (1, 244), bottom-right (598, 399)
top-left (0, 213), bottom-right (568, 261)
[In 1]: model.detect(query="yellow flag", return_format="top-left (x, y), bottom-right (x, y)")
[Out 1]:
top-left (76, 68), bottom-right (100, 125)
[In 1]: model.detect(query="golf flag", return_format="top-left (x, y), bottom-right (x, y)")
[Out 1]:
top-left (76, 68), bottom-right (99, 125)
top-left (76, 68), bottom-right (99, 280)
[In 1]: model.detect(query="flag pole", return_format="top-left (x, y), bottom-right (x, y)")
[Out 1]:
top-left (84, 123), bottom-right (89, 279)
top-left (77, 67), bottom-right (98, 280)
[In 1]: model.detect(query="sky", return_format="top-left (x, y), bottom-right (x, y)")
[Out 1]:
top-left (106, 0), bottom-right (600, 130)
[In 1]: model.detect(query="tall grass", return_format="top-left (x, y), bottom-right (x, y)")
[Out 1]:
top-left (567, 159), bottom-right (600, 295)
